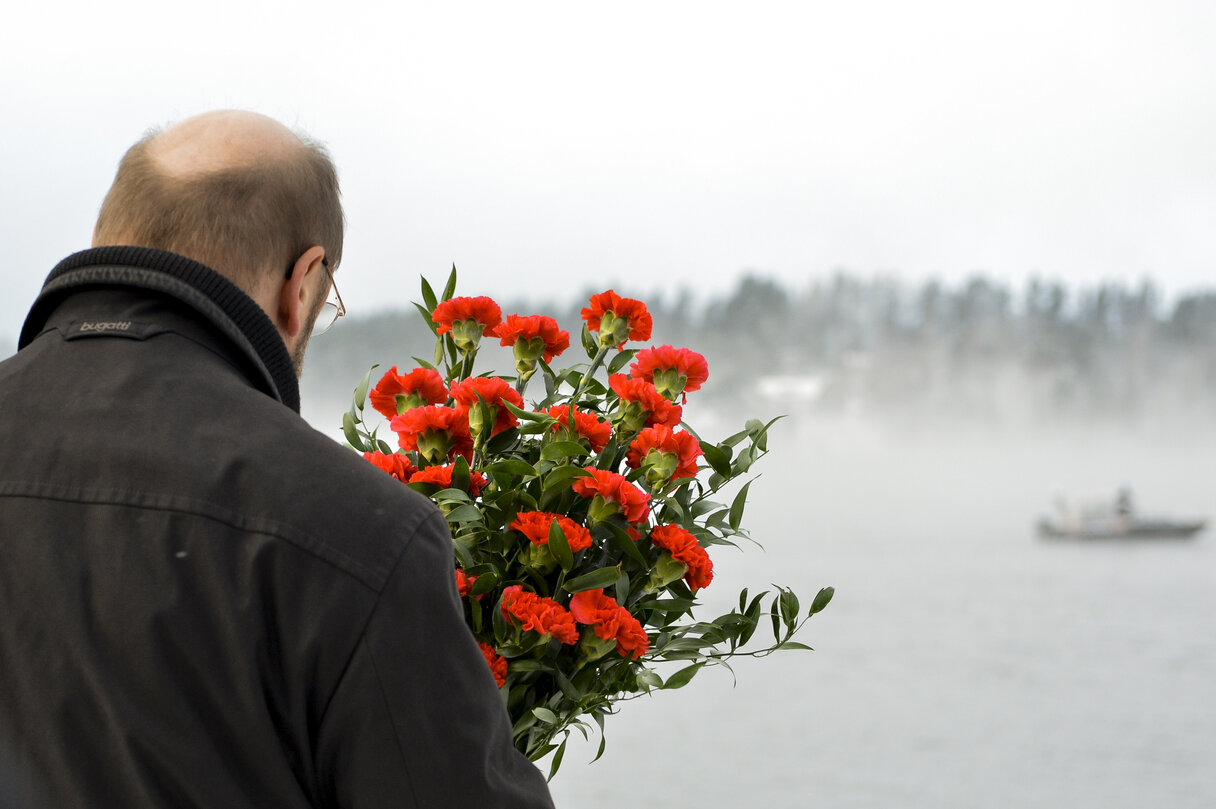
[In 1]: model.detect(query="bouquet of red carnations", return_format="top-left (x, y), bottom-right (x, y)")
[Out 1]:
top-left (342, 268), bottom-right (831, 777)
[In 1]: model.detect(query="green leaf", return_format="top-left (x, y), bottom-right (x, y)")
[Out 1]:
top-left (414, 301), bottom-right (439, 335)
top-left (554, 669), bottom-right (581, 702)
top-left (353, 365), bottom-right (379, 413)
top-left (562, 566), bottom-right (621, 593)
top-left (720, 427), bottom-right (750, 448)
top-left (663, 662), bottom-right (704, 690)
top-left (531, 707), bottom-right (558, 724)
top-left (728, 480), bottom-right (752, 530)
top-left (604, 520), bottom-right (647, 565)
top-left (432, 336), bottom-right (445, 368)
top-left (420, 276), bottom-right (438, 312)
top-left (541, 440), bottom-right (588, 461)
top-left (607, 348), bottom-right (638, 375)
top-left (469, 593), bottom-right (483, 632)
top-left (502, 400), bottom-right (550, 422)
top-left (410, 355), bottom-right (437, 372)
top-left (592, 713), bottom-right (608, 763)
top-left (451, 455), bottom-right (471, 493)
top-left (513, 711), bottom-right (539, 738)
top-left (779, 641), bottom-right (814, 651)
top-left (810, 586), bottom-right (835, 615)
top-left (547, 738), bottom-right (568, 782)
top-left (547, 519), bottom-right (575, 570)
top-left (444, 504), bottom-right (484, 524)
top-left (452, 536), bottom-right (476, 570)
top-left (486, 460), bottom-right (540, 478)
top-left (581, 323), bottom-right (598, 358)
top-left (342, 411), bottom-right (367, 451)
top-left (442, 264), bottom-right (458, 302)
top-left (779, 588), bottom-right (800, 629)
top-left (541, 464), bottom-right (592, 493)
top-left (470, 571), bottom-right (499, 596)
top-left (751, 416), bottom-right (784, 452)
top-left (700, 443), bottom-right (732, 478)
top-left (635, 668), bottom-right (663, 691)
top-left (615, 570), bottom-right (631, 604)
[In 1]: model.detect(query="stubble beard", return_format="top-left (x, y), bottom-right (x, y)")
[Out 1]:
top-left (290, 292), bottom-right (329, 378)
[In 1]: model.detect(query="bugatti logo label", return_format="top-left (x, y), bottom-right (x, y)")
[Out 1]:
top-left (79, 321), bottom-right (132, 332)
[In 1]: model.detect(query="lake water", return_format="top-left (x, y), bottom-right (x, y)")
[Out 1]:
top-left (301, 393), bottom-right (1215, 808)
top-left (533, 412), bottom-right (1216, 809)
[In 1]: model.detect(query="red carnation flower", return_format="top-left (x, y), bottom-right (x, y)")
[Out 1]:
top-left (432, 296), bottom-right (503, 353)
top-left (455, 568), bottom-right (479, 597)
top-left (625, 424), bottom-right (703, 485)
top-left (390, 405), bottom-right (473, 464)
top-left (608, 373), bottom-right (683, 432)
top-left (629, 345), bottom-right (709, 402)
top-left (648, 523), bottom-right (714, 591)
top-left (449, 376), bottom-right (525, 439)
top-left (510, 511), bottom-right (594, 553)
top-left (491, 314), bottom-right (570, 363)
top-left (581, 290), bottom-right (653, 349)
top-left (478, 641), bottom-right (508, 688)
top-left (408, 463), bottom-right (488, 497)
top-left (545, 405), bottom-right (612, 452)
top-left (362, 451), bottom-right (417, 483)
top-left (569, 589), bottom-right (650, 660)
top-left (571, 467), bottom-right (651, 524)
top-left (500, 585), bottom-right (579, 645)
top-left (368, 366), bottom-right (448, 420)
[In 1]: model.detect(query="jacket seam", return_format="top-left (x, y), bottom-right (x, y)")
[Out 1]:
top-left (312, 510), bottom-right (447, 807)
top-left (0, 481), bottom-right (391, 590)
top-left (314, 509), bottom-right (440, 730)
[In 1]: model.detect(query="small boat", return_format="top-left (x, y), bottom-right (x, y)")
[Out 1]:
top-left (1037, 489), bottom-right (1207, 540)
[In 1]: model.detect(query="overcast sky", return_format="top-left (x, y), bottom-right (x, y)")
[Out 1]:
top-left (3, 0), bottom-right (1214, 346)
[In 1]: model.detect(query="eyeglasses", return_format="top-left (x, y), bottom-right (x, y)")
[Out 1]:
top-left (312, 257), bottom-right (346, 337)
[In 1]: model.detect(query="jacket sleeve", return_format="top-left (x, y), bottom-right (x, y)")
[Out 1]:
top-left (313, 511), bottom-right (555, 809)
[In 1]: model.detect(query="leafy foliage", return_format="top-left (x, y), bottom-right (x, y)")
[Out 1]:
top-left (342, 267), bottom-right (832, 777)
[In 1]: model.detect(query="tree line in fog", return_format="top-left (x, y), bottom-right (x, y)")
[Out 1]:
top-left (293, 272), bottom-right (1216, 426)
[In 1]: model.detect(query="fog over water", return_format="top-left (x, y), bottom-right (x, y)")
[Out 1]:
top-left (533, 413), bottom-right (1216, 809)
top-left (297, 286), bottom-right (1216, 808)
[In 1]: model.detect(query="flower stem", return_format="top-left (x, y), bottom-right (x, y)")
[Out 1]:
top-left (568, 346), bottom-right (612, 428)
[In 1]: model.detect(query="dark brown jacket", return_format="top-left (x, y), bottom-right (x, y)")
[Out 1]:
top-left (0, 247), bottom-right (554, 809)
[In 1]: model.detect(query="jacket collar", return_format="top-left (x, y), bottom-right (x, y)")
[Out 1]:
top-left (19, 246), bottom-right (300, 413)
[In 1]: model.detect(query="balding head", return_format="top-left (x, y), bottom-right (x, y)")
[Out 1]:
top-left (94, 109), bottom-right (344, 296)
top-left (150, 110), bottom-right (304, 177)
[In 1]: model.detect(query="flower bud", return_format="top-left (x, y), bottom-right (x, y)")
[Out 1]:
top-left (639, 449), bottom-right (679, 489)
top-left (415, 429), bottom-right (452, 465)
top-left (611, 400), bottom-right (647, 435)
top-left (525, 541), bottom-right (557, 572)
top-left (449, 318), bottom-right (487, 353)
top-left (466, 401), bottom-right (495, 450)
top-left (578, 629), bottom-right (618, 662)
top-left (512, 336), bottom-right (547, 381)
top-left (596, 311), bottom-right (631, 350)
top-left (647, 553), bottom-right (688, 591)
top-left (584, 494), bottom-right (622, 527)
top-left (393, 392), bottom-right (429, 414)
top-left (649, 368), bottom-right (688, 402)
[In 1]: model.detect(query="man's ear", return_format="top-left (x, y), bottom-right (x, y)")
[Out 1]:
top-left (279, 245), bottom-right (327, 338)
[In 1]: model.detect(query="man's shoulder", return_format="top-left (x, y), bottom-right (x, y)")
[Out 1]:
top-left (189, 391), bottom-right (448, 592)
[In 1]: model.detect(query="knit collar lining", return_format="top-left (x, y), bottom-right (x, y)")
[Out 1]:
top-left (19, 246), bottom-right (300, 413)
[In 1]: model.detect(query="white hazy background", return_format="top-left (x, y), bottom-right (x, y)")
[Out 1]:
top-left (4, 0), bottom-right (1216, 346)
top-left (4, 2), bottom-right (1215, 807)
